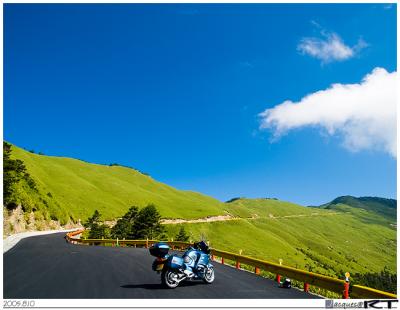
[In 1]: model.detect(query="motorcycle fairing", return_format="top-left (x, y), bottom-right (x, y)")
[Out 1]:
top-left (166, 255), bottom-right (184, 269)
top-left (197, 253), bottom-right (209, 266)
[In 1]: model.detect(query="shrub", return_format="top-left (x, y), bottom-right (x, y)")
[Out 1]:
top-left (175, 226), bottom-right (190, 242)
top-left (84, 210), bottom-right (110, 239)
top-left (225, 197), bottom-right (242, 203)
top-left (352, 267), bottom-right (397, 294)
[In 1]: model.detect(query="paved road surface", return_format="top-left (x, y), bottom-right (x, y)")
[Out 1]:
top-left (4, 233), bottom-right (320, 299)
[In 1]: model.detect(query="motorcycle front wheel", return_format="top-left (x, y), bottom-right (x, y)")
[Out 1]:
top-left (161, 269), bottom-right (180, 289)
top-left (203, 267), bottom-right (215, 284)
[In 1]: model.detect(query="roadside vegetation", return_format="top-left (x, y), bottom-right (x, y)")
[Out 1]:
top-left (352, 267), bottom-right (397, 294)
top-left (174, 226), bottom-right (190, 242)
top-left (3, 142), bottom-right (73, 234)
top-left (83, 205), bottom-right (165, 240)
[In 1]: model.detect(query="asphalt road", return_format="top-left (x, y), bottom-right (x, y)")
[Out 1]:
top-left (4, 233), bottom-right (320, 299)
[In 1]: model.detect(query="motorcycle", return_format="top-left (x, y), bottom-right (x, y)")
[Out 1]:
top-left (149, 241), bottom-right (215, 288)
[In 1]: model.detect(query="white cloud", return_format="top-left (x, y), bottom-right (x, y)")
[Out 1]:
top-left (259, 68), bottom-right (397, 157)
top-left (298, 31), bottom-right (367, 63)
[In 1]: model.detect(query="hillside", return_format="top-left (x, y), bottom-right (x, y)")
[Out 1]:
top-left (225, 198), bottom-right (319, 218)
top-left (315, 196), bottom-right (396, 222)
top-left (5, 143), bottom-right (226, 224)
top-left (165, 197), bottom-right (397, 278)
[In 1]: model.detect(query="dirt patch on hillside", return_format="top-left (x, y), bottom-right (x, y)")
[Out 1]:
top-left (3, 205), bottom-right (81, 238)
top-left (161, 211), bottom-right (343, 225)
top-left (161, 214), bottom-right (236, 224)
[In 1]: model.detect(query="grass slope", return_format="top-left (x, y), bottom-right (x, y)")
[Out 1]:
top-left (224, 198), bottom-right (318, 218)
top-left (165, 198), bottom-right (396, 277)
top-left (316, 195), bottom-right (396, 222)
top-left (9, 144), bottom-right (225, 221)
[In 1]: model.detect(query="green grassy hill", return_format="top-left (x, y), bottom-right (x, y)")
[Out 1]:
top-left (165, 198), bottom-right (397, 278)
top-left (224, 197), bottom-right (318, 218)
top-left (7, 144), bottom-right (226, 222)
top-left (316, 195), bottom-right (396, 222)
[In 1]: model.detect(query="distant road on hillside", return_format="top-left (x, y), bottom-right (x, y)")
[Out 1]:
top-left (4, 233), bottom-right (320, 299)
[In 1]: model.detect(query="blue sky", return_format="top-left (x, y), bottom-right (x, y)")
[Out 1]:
top-left (4, 4), bottom-right (397, 205)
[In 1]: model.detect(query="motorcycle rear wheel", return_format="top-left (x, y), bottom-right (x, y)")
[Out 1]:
top-left (161, 269), bottom-right (180, 289)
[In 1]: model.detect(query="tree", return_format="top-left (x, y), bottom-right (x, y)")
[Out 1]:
top-left (109, 204), bottom-right (164, 240)
top-left (83, 210), bottom-right (101, 229)
top-left (3, 142), bottom-right (31, 206)
top-left (132, 204), bottom-right (163, 239)
top-left (175, 226), bottom-right (189, 242)
top-left (83, 210), bottom-right (109, 239)
top-left (110, 218), bottom-right (130, 239)
top-left (110, 206), bottom-right (139, 239)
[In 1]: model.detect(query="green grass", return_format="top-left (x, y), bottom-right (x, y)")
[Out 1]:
top-left (9, 144), bottom-right (226, 221)
top-left (224, 198), bottom-right (320, 218)
top-left (165, 198), bottom-right (396, 279)
top-left (317, 195), bottom-right (396, 221)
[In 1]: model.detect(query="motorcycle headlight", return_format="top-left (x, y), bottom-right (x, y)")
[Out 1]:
top-left (183, 256), bottom-right (192, 264)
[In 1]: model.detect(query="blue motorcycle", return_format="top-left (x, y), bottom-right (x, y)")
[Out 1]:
top-left (149, 241), bottom-right (215, 288)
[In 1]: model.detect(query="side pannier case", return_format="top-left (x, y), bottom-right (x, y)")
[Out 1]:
top-left (152, 258), bottom-right (167, 271)
top-left (149, 242), bottom-right (170, 258)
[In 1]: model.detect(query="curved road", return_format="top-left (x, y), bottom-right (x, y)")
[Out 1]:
top-left (4, 233), bottom-right (320, 299)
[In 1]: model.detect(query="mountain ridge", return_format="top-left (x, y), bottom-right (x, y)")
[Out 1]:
top-left (312, 195), bottom-right (396, 221)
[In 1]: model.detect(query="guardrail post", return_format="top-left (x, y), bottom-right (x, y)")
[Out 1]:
top-left (343, 282), bottom-right (349, 299)
top-left (236, 260), bottom-right (240, 269)
top-left (221, 257), bottom-right (224, 265)
top-left (276, 259), bottom-right (282, 283)
top-left (304, 283), bottom-right (309, 292)
top-left (116, 238), bottom-right (119, 247)
top-left (343, 272), bottom-right (350, 299)
top-left (255, 267), bottom-right (260, 275)
top-left (146, 238), bottom-right (149, 249)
